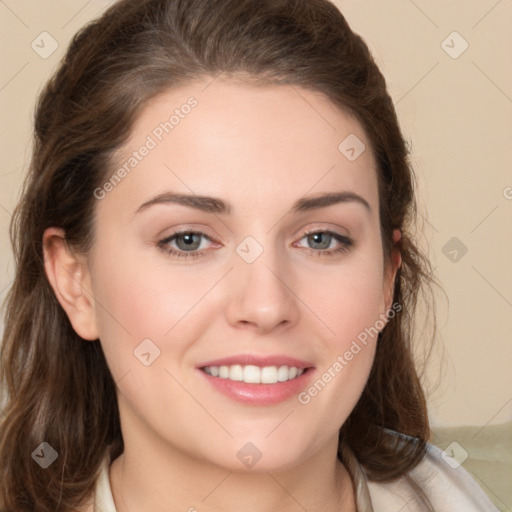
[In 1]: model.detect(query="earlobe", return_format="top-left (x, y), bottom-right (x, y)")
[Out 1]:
top-left (390, 229), bottom-right (402, 300)
top-left (392, 228), bottom-right (402, 273)
top-left (43, 227), bottom-right (99, 341)
top-left (383, 228), bottom-right (403, 314)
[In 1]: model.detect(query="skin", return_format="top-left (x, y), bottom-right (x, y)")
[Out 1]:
top-left (43, 76), bottom-right (401, 512)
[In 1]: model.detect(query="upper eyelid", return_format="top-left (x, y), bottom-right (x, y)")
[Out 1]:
top-left (159, 231), bottom-right (216, 249)
top-left (301, 228), bottom-right (351, 239)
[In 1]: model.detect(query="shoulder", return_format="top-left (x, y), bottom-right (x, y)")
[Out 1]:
top-left (76, 454), bottom-right (117, 512)
top-left (366, 441), bottom-right (499, 511)
top-left (92, 454), bottom-right (117, 512)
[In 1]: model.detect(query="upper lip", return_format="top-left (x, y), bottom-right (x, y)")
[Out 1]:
top-left (197, 354), bottom-right (314, 370)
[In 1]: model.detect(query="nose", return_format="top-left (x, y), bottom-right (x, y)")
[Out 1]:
top-left (224, 243), bottom-right (300, 334)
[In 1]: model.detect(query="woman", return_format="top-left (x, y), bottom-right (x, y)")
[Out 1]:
top-left (0, 0), bottom-right (499, 510)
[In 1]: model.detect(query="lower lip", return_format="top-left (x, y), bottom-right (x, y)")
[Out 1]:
top-left (198, 369), bottom-right (313, 405)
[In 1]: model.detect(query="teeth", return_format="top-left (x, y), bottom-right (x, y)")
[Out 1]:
top-left (261, 366), bottom-right (278, 384)
top-left (229, 364), bottom-right (243, 381)
top-left (203, 364), bottom-right (304, 384)
top-left (244, 365), bottom-right (261, 383)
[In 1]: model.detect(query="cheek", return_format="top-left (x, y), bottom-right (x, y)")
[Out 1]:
top-left (304, 257), bottom-right (386, 347)
top-left (297, 291), bottom-right (381, 434)
top-left (89, 246), bottom-right (228, 377)
top-left (297, 254), bottom-right (385, 411)
top-left (92, 250), bottom-right (208, 331)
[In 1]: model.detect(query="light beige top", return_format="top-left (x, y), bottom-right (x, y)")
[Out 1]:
top-left (87, 442), bottom-right (499, 511)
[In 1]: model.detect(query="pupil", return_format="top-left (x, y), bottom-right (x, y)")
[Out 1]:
top-left (178, 233), bottom-right (199, 250)
top-left (310, 233), bottom-right (329, 249)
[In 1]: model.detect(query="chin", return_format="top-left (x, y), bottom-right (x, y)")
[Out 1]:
top-left (194, 434), bottom-right (323, 474)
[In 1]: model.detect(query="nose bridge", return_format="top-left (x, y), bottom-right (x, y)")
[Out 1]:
top-left (225, 231), bottom-right (299, 332)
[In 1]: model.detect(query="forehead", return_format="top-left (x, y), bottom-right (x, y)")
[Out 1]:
top-left (101, 77), bottom-right (379, 218)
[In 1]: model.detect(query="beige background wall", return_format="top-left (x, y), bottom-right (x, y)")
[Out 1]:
top-left (1, 0), bottom-right (511, 427)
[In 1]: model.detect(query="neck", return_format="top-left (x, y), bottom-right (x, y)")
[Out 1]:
top-left (109, 435), bottom-right (356, 512)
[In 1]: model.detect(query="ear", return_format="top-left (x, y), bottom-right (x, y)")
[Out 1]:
top-left (382, 228), bottom-right (402, 313)
top-left (43, 227), bottom-right (99, 341)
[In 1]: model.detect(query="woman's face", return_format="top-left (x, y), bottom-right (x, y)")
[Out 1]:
top-left (81, 77), bottom-right (399, 471)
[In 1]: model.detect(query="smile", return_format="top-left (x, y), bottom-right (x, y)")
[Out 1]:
top-left (202, 364), bottom-right (305, 384)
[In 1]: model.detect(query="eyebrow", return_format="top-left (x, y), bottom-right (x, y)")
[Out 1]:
top-left (135, 190), bottom-right (371, 215)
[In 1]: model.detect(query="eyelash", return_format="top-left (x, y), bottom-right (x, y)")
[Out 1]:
top-left (157, 229), bottom-right (354, 260)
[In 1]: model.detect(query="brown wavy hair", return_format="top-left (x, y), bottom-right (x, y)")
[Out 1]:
top-left (0, 0), bottom-right (441, 510)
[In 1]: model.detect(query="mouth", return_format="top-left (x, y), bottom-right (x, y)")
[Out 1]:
top-left (201, 364), bottom-right (306, 384)
top-left (197, 355), bottom-right (314, 405)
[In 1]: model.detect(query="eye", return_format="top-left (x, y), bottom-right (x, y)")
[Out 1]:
top-left (158, 230), bottom-right (215, 259)
top-left (157, 229), bottom-right (354, 260)
top-left (295, 230), bottom-right (354, 256)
